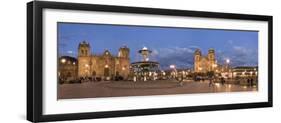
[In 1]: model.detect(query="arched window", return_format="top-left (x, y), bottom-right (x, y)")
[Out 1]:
top-left (92, 71), bottom-right (96, 76)
top-left (67, 72), bottom-right (71, 77)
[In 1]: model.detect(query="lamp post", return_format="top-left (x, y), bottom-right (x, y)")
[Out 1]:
top-left (226, 59), bottom-right (230, 64)
top-left (226, 59), bottom-right (232, 80)
top-left (226, 58), bottom-right (230, 71)
top-left (61, 58), bottom-right (66, 64)
top-left (170, 65), bottom-right (177, 79)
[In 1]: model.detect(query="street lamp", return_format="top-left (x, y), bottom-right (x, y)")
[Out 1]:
top-left (170, 65), bottom-right (175, 69)
top-left (226, 59), bottom-right (230, 64)
top-left (85, 64), bottom-right (89, 67)
top-left (61, 58), bottom-right (66, 64)
top-left (225, 59), bottom-right (232, 79)
top-left (170, 64), bottom-right (177, 78)
top-left (212, 64), bottom-right (217, 68)
top-left (198, 67), bottom-right (202, 72)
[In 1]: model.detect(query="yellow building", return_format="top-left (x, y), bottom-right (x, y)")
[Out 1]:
top-left (194, 48), bottom-right (216, 73)
top-left (232, 66), bottom-right (258, 78)
top-left (77, 41), bottom-right (130, 80)
top-left (58, 56), bottom-right (78, 83)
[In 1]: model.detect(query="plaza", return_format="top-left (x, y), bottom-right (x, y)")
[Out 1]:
top-left (58, 45), bottom-right (258, 99)
top-left (58, 80), bottom-right (257, 99)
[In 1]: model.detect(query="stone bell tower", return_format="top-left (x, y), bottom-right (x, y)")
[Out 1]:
top-left (78, 41), bottom-right (91, 57)
top-left (194, 49), bottom-right (201, 72)
top-left (116, 45), bottom-right (130, 79)
top-left (78, 41), bottom-right (91, 77)
top-left (118, 45), bottom-right (130, 59)
top-left (208, 48), bottom-right (216, 71)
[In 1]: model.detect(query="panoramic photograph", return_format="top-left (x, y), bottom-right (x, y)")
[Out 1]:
top-left (57, 22), bottom-right (258, 99)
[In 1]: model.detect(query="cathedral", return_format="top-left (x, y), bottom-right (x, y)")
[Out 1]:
top-left (194, 48), bottom-right (216, 73)
top-left (77, 41), bottom-right (130, 80)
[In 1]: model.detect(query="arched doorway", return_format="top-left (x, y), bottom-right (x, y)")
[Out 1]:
top-left (67, 72), bottom-right (71, 78)
top-left (92, 71), bottom-right (96, 82)
top-left (104, 67), bottom-right (110, 81)
top-left (116, 71), bottom-right (119, 76)
top-left (92, 71), bottom-right (96, 76)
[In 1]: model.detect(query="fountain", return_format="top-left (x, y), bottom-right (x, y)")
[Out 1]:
top-left (131, 47), bottom-right (160, 81)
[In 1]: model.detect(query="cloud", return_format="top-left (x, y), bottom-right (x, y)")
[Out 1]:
top-left (151, 45), bottom-right (258, 70)
top-left (151, 46), bottom-right (198, 70)
top-left (216, 46), bottom-right (258, 66)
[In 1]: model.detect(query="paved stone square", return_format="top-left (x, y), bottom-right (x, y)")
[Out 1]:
top-left (58, 80), bottom-right (257, 99)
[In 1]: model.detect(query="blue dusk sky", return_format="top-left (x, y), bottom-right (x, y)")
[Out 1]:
top-left (58, 22), bottom-right (258, 69)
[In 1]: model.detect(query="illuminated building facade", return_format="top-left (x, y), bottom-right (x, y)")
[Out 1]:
top-left (194, 48), bottom-right (216, 73)
top-left (58, 56), bottom-right (78, 83)
top-left (232, 66), bottom-right (258, 78)
top-left (77, 41), bottom-right (130, 80)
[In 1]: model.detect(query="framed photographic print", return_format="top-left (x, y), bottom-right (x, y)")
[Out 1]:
top-left (27, 1), bottom-right (273, 122)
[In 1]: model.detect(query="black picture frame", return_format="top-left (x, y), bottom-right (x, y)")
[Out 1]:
top-left (27, 1), bottom-right (273, 122)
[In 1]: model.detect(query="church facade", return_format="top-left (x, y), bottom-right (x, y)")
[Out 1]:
top-left (194, 48), bottom-right (216, 73)
top-left (77, 41), bottom-right (130, 80)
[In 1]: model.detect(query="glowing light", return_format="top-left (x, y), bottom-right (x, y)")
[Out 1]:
top-left (122, 67), bottom-right (126, 70)
top-left (85, 64), bottom-right (89, 67)
top-left (228, 84), bottom-right (232, 88)
top-left (105, 65), bottom-right (109, 68)
top-left (215, 83), bottom-right (221, 87)
top-left (212, 64), bottom-right (217, 68)
top-left (182, 71), bottom-right (186, 75)
top-left (61, 59), bottom-right (66, 63)
top-left (226, 59), bottom-right (230, 64)
top-left (170, 65), bottom-right (176, 69)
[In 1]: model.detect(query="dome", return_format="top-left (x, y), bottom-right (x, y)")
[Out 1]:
top-left (194, 49), bottom-right (201, 54)
top-left (208, 48), bottom-right (215, 53)
top-left (59, 56), bottom-right (77, 65)
top-left (79, 41), bottom-right (90, 47)
top-left (103, 49), bottom-right (111, 56)
top-left (142, 47), bottom-right (148, 50)
top-left (119, 45), bottom-right (129, 50)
